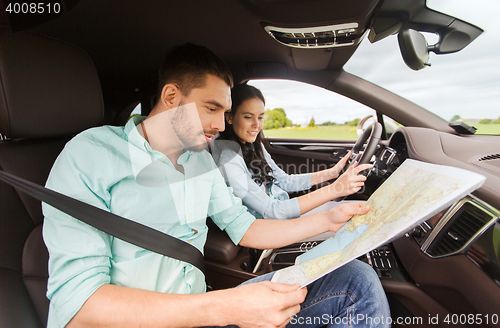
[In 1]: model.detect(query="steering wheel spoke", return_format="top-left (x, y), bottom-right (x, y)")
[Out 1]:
top-left (348, 152), bottom-right (361, 166)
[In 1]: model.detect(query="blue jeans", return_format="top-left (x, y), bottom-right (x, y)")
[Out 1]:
top-left (232, 259), bottom-right (391, 327)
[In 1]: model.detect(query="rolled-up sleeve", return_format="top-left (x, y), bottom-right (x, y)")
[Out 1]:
top-left (42, 135), bottom-right (113, 328)
top-left (208, 161), bottom-right (256, 245)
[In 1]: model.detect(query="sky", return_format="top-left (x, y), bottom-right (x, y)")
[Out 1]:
top-left (249, 0), bottom-right (500, 125)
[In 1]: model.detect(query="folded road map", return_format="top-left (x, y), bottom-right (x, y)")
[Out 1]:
top-left (271, 159), bottom-right (486, 287)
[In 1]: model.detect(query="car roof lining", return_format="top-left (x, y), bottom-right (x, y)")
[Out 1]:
top-left (0, 0), bottom-right (482, 129)
top-left (3, 0), bottom-right (377, 106)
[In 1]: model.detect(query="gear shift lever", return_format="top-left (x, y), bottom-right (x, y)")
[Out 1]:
top-left (253, 248), bottom-right (273, 273)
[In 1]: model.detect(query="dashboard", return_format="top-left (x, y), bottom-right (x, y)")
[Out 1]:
top-left (377, 128), bottom-right (499, 273)
top-left (242, 127), bottom-right (500, 325)
top-left (371, 127), bottom-right (500, 323)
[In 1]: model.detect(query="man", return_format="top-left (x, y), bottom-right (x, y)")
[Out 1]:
top-left (42, 43), bottom-right (390, 327)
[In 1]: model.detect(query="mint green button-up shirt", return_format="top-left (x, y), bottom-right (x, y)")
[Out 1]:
top-left (42, 116), bottom-right (255, 328)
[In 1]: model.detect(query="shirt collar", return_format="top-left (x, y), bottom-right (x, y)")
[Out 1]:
top-left (124, 115), bottom-right (149, 151)
top-left (125, 115), bottom-right (196, 161)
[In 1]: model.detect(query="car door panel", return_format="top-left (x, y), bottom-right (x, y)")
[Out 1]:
top-left (262, 137), bottom-right (355, 175)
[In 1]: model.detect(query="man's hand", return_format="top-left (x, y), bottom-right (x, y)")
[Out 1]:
top-left (330, 162), bottom-right (372, 198)
top-left (225, 281), bottom-right (307, 328)
top-left (325, 202), bottom-right (370, 232)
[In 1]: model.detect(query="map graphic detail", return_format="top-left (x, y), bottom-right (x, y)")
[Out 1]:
top-left (271, 159), bottom-right (486, 287)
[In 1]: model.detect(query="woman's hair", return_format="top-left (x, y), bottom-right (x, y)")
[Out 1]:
top-left (218, 84), bottom-right (275, 187)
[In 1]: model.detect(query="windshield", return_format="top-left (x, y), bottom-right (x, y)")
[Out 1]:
top-left (345, 0), bottom-right (500, 135)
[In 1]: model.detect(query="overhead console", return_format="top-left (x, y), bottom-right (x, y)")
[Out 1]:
top-left (264, 23), bottom-right (361, 49)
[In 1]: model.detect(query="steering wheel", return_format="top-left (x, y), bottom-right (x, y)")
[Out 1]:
top-left (345, 122), bottom-right (383, 170)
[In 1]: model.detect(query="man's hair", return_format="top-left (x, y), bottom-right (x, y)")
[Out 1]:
top-left (157, 43), bottom-right (234, 100)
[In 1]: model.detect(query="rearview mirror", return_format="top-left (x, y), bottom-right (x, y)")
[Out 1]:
top-left (398, 29), bottom-right (430, 71)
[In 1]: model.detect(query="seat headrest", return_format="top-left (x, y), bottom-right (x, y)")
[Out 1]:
top-left (0, 32), bottom-right (104, 139)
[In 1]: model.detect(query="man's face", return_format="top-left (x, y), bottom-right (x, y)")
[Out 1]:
top-left (173, 74), bottom-right (231, 152)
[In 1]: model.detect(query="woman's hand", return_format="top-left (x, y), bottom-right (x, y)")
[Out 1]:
top-left (310, 151), bottom-right (367, 186)
top-left (327, 151), bottom-right (352, 179)
top-left (325, 202), bottom-right (370, 232)
top-left (330, 162), bottom-right (372, 198)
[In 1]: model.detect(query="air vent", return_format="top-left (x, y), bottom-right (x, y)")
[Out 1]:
top-left (470, 154), bottom-right (500, 173)
top-left (479, 154), bottom-right (500, 161)
top-left (264, 23), bottom-right (359, 48)
top-left (427, 202), bottom-right (493, 257)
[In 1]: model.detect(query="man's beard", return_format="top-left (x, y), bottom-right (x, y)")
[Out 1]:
top-left (171, 100), bottom-right (208, 153)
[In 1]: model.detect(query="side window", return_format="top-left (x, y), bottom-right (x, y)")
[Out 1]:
top-left (248, 79), bottom-right (376, 140)
top-left (128, 103), bottom-right (142, 122)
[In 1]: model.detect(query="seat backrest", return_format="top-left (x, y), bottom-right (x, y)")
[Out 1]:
top-left (0, 31), bottom-right (104, 327)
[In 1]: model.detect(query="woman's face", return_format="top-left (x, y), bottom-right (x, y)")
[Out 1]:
top-left (227, 97), bottom-right (265, 143)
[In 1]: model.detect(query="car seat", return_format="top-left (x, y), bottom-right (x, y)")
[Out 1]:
top-left (0, 31), bottom-right (104, 327)
top-left (0, 30), bottom-right (241, 327)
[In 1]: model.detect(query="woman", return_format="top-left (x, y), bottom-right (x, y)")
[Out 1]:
top-left (213, 84), bottom-right (371, 220)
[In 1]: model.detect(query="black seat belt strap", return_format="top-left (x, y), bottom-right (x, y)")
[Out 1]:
top-left (0, 170), bottom-right (205, 274)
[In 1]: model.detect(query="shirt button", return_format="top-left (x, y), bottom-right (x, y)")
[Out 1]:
top-left (144, 142), bottom-right (152, 152)
top-left (188, 213), bottom-right (192, 219)
top-left (160, 158), bottom-right (165, 163)
top-left (188, 239), bottom-right (192, 243)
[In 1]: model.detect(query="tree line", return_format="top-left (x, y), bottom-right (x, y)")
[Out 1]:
top-left (264, 110), bottom-right (500, 130)
top-left (451, 115), bottom-right (500, 124)
top-left (263, 108), bottom-right (362, 129)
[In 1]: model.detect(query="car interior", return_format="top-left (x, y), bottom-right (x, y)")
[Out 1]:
top-left (1, 1), bottom-right (499, 327)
